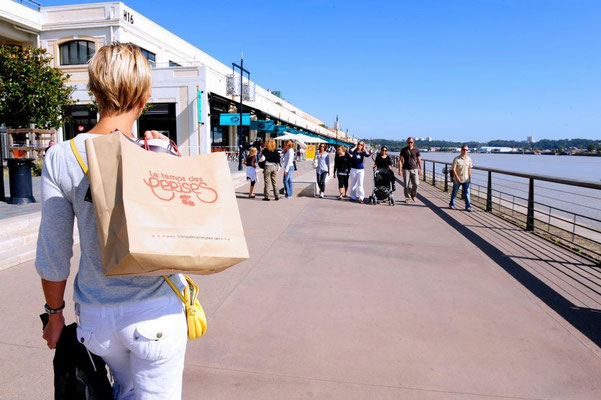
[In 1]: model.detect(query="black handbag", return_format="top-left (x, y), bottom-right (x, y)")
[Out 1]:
top-left (41, 315), bottom-right (113, 399)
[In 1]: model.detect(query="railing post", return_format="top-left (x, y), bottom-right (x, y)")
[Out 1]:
top-left (486, 171), bottom-right (492, 212)
top-left (432, 162), bottom-right (436, 186)
top-left (526, 178), bottom-right (534, 231)
top-left (444, 163), bottom-right (448, 192)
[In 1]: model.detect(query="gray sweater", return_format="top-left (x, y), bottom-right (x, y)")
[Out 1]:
top-left (35, 134), bottom-right (182, 306)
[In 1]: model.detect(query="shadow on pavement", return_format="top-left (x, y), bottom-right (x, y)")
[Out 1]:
top-left (418, 192), bottom-right (601, 348)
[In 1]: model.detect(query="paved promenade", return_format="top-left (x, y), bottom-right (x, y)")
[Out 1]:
top-left (1, 161), bottom-right (601, 399)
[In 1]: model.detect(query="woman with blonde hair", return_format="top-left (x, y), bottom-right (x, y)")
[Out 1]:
top-left (261, 138), bottom-right (280, 201)
top-left (36, 43), bottom-right (188, 399)
top-left (244, 146), bottom-right (258, 198)
top-left (281, 140), bottom-right (296, 198)
top-left (348, 141), bottom-right (372, 202)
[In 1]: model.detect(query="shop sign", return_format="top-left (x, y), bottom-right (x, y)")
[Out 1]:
top-left (220, 113), bottom-right (250, 126)
top-left (250, 120), bottom-right (274, 131)
top-left (273, 125), bottom-right (286, 134)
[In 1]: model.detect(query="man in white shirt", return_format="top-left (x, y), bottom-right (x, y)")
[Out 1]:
top-left (449, 145), bottom-right (473, 211)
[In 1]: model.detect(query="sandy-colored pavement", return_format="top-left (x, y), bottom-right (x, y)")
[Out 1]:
top-left (1, 163), bottom-right (601, 400)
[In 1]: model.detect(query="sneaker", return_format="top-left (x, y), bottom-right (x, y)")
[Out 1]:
top-left (263, 198), bottom-right (270, 201)
top-left (274, 197), bottom-right (280, 201)
top-left (320, 193), bottom-right (324, 198)
top-left (466, 208), bottom-right (472, 212)
top-left (405, 199), bottom-right (410, 204)
top-left (449, 205), bottom-right (455, 209)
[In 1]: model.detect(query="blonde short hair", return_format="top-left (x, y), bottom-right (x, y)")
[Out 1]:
top-left (88, 42), bottom-right (152, 116)
top-left (265, 138), bottom-right (276, 152)
top-left (248, 147), bottom-right (257, 157)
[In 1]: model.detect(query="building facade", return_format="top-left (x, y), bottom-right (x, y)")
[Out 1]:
top-left (0, 0), bottom-right (355, 155)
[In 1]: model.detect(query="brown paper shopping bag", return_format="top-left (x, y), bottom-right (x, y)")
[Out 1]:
top-left (85, 131), bottom-right (249, 276)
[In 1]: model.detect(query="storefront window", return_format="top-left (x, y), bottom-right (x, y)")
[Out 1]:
top-left (139, 47), bottom-right (156, 67)
top-left (63, 105), bottom-right (98, 140)
top-left (59, 40), bottom-right (95, 65)
top-left (138, 103), bottom-right (177, 143)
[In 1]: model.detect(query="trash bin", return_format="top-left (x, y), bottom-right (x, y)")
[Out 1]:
top-left (7, 158), bottom-right (36, 205)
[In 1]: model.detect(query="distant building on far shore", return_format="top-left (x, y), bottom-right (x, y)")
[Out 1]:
top-left (527, 136), bottom-right (535, 143)
top-left (479, 146), bottom-right (515, 153)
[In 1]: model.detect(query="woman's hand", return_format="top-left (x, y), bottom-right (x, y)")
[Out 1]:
top-left (143, 130), bottom-right (169, 141)
top-left (43, 313), bottom-right (65, 349)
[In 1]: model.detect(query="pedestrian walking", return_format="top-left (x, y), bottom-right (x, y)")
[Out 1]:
top-left (348, 141), bottom-right (372, 202)
top-left (244, 146), bottom-right (258, 198)
top-left (333, 145), bottom-right (351, 199)
top-left (282, 140), bottom-right (295, 198)
top-left (314, 143), bottom-right (330, 198)
top-left (373, 145), bottom-right (396, 192)
top-left (36, 43), bottom-right (188, 399)
top-left (261, 138), bottom-right (280, 201)
top-left (449, 145), bottom-right (473, 211)
top-left (399, 137), bottom-right (422, 204)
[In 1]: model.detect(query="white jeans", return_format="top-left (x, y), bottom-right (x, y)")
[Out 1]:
top-left (349, 168), bottom-right (365, 201)
top-left (76, 295), bottom-right (187, 400)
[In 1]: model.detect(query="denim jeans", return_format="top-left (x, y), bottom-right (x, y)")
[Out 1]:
top-left (316, 171), bottom-right (327, 193)
top-left (76, 295), bottom-right (187, 400)
top-left (283, 168), bottom-right (293, 197)
top-left (449, 180), bottom-right (471, 210)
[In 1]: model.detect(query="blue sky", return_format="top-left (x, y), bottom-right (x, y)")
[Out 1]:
top-left (43, 0), bottom-right (600, 142)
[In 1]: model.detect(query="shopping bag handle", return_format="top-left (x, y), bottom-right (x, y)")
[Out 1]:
top-left (141, 135), bottom-right (181, 157)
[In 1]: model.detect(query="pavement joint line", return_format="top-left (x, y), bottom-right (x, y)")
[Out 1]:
top-left (185, 363), bottom-right (549, 400)
top-left (0, 341), bottom-right (47, 351)
top-left (418, 186), bottom-right (601, 361)
top-left (211, 196), bottom-right (314, 316)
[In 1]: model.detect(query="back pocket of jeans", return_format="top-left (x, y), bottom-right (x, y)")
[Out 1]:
top-left (76, 325), bottom-right (109, 357)
top-left (130, 317), bottom-right (182, 362)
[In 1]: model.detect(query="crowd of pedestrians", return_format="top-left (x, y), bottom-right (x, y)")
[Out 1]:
top-left (243, 136), bottom-right (473, 211)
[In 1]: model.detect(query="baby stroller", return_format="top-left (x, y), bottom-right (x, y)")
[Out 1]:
top-left (369, 168), bottom-right (395, 206)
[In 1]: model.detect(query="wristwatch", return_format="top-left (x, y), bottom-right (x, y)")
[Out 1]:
top-left (44, 301), bottom-right (65, 315)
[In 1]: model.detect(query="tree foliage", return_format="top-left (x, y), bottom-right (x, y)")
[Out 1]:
top-left (0, 45), bottom-right (74, 129)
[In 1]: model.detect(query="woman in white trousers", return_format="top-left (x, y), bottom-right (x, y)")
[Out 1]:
top-left (348, 142), bottom-right (372, 202)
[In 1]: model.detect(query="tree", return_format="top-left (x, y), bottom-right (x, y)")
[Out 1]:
top-left (0, 45), bottom-right (74, 129)
top-left (587, 143), bottom-right (595, 152)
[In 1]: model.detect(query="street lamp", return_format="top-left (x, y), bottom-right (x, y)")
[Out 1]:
top-left (232, 53), bottom-right (250, 171)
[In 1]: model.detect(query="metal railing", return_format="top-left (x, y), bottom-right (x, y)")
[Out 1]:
top-left (419, 158), bottom-right (601, 262)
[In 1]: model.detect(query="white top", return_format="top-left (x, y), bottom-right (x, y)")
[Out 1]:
top-left (281, 148), bottom-right (295, 172)
top-left (452, 155), bottom-right (473, 183)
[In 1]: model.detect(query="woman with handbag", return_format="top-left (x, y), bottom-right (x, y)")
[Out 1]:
top-left (281, 140), bottom-right (296, 199)
top-left (261, 138), bottom-right (281, 201)
top-left (333, 146), bottom-right (352, 200)
top-left (314, 143), bottom-right (330, 198)
top-left (36, 43), bottom-right (189, 399)
top-left (244, 146), bottom-right (258, 198)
